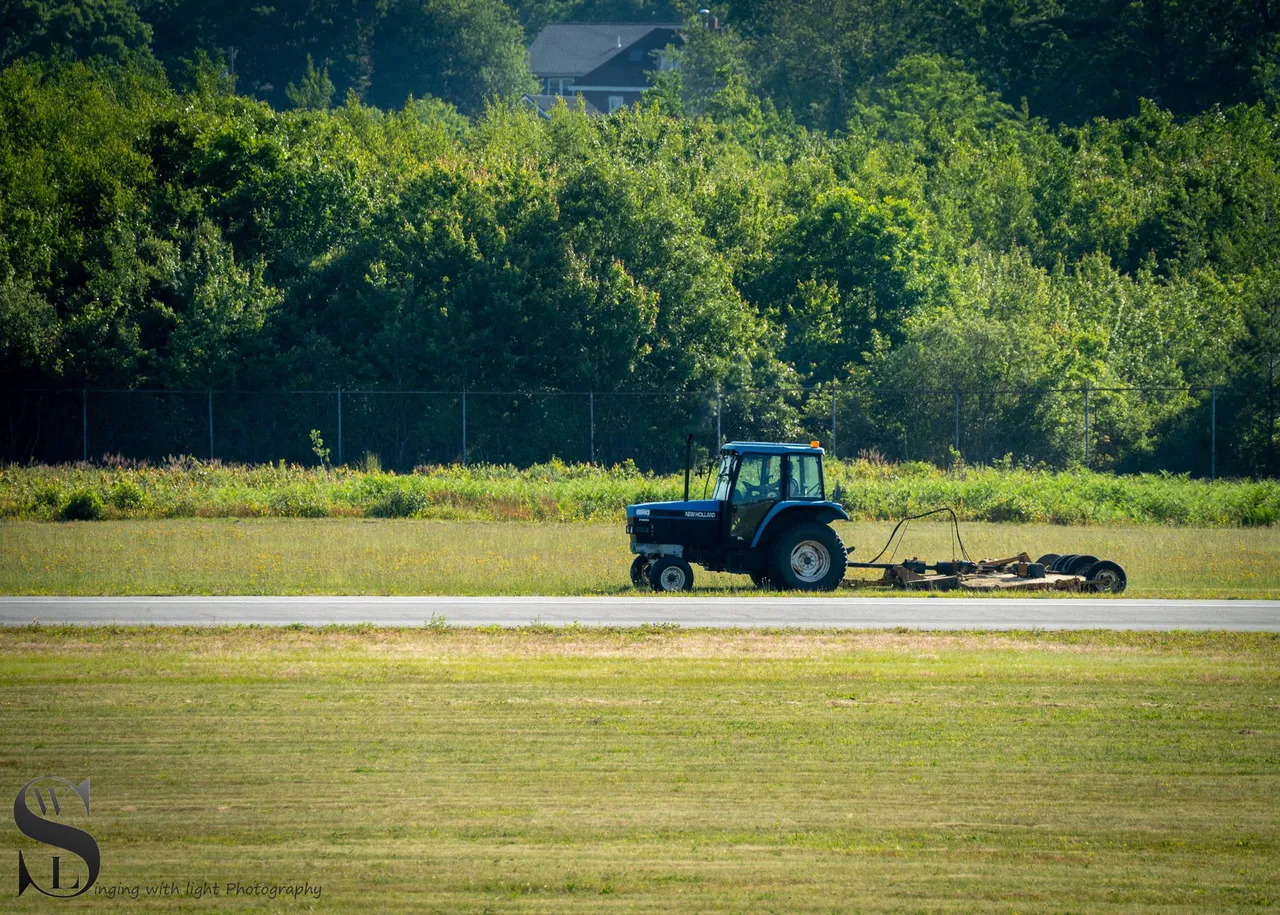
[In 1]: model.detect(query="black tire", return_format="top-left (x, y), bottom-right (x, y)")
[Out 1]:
top-left (1065, 554), bottom-right (1099, 576)
top-left (648, 556), bottom-right (694, 592)
top-left (1085, 560), bottom-right (1127, 594)
top-left (749, 571), bottom-right (771, 589)
top-left (1036, 553), bottom-right (1060, 567)
top-left (767, 523), bottom-right (847, 591)
top-left (629, 555), bottom-right (650, 588)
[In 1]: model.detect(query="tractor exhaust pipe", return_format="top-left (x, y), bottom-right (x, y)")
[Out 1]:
top-left (683, 433), bottom-right (694, 502)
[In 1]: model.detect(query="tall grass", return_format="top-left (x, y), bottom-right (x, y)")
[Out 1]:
top-left (1, 456), bottom-right (1276, 525)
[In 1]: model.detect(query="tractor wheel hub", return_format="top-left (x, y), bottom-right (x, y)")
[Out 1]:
top-left (790, 540), bottom-right (831, 582)
top-left (659, 566), bottom-right (687, 590)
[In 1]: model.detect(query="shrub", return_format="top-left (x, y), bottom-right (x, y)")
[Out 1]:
top-left (267, 488), bottom-right (329, 518)
top-left (32, 482), bottom-right (63, 513)
top-left (366, 487), bottom-right (430, 518)
top-left (60, 490), bottom-right (104, 521)
top-left (108, 479), bottom-right (145, 510)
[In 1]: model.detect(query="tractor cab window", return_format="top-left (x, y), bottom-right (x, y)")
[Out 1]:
top-left (734, 454), bottom-right (782, 502)
top-left (786, 454), bottom-right (824, 500)
top-left (711, 453), bottom-right (736, 501)
top-left (729, 453), bottom-right (782, 540)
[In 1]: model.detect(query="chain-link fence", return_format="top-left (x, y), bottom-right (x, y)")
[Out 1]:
top-left (3, 384), bottom-right (1275, 477)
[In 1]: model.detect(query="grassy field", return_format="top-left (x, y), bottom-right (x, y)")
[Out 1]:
top-left (2, 518), bottom-right (1279, 598)
top-left (1, 626), bottom-right (1276, 912)
top-left (4, 458), bottom-right (1279, 526)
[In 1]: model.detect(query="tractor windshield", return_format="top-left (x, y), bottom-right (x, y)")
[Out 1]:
top-left (711, 453), bottom-right (736, 501)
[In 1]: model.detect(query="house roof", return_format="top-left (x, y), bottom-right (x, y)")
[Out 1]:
top-left (528, 23), bottom-right (681, 77)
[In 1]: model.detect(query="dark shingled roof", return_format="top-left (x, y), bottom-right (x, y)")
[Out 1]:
top-left (528, 23), bottom-right (681, 77)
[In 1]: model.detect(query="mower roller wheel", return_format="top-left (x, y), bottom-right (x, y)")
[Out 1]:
top-left (629, 555), bottom-right (650, 588)
top-left (648, 556), bottom-right (694, 592)
top-left (1036, 553), bottom-right (1060, 567)
top-left (1065, 554), bottom-right (1099, 576)
top-left (1051, 554), bottom-right (1078, 573)
top-left (1085, 560), bottom-right (1127, 594)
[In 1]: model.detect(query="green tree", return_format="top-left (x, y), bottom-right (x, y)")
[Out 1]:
top-left (368, 0), bottom-right (536, 113)
top-left (755, 188), bottom-right (941, 380)
top-left (0, 0), bottom-right (152, 65)
top-left (285, 55), bottom-right (334, 110)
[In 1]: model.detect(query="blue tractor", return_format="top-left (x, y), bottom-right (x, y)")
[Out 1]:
top-left (626, 439), bottom-right (850, 591)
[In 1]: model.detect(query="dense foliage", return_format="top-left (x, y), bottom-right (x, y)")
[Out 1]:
top-left (0, 2), bottom-right (1277, 474)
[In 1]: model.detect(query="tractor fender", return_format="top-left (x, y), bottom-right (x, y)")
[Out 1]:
top-left (750, 501), bottom-right (850, 549)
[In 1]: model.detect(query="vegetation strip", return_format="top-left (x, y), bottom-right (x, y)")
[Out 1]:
top-left (4, 459), bottom-right (1279, 526)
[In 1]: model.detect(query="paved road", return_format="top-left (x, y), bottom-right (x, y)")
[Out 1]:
top-left (1, 596), bottom-right (1278, 630)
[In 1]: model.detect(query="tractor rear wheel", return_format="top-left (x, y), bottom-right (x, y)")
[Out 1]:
top-left (648, 556), bottom-right (694, 592)
top-left (768, 523), bottom-right (847, 591)
top-left (629, 555), bottom-right (650, 588)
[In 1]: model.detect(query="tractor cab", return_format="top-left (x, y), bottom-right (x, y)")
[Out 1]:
top-left (626, 441), bottom-right (849, 592)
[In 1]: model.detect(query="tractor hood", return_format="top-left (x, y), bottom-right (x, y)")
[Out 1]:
top-left (626, 499), bottom-right (721, 520)
top-left (626, 499), bottom-right (722, 548)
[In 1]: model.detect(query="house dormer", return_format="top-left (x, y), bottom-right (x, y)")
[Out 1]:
top-left (524, 23), bottom-right (682, 117)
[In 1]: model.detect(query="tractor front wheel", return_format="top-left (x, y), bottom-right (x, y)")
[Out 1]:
top-left (629, 555), bottom-right (650, 588)
top-left (768, 523), bottom-right (847, 591)
top-left (648, 556), bottom-right (694, 592)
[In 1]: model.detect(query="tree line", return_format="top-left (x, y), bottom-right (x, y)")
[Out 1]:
top-left (0, 2), bottom-right (1277, 473)
top-left (4, 0), bottom-right (1278, 122)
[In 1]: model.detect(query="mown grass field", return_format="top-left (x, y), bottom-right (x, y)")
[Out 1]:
top-left (1, 627), bottom-right (1276, 912)
top-left (4, 458), bottom-right (1279, 525)
top-left (3, 518), bottom-right (1279, 598)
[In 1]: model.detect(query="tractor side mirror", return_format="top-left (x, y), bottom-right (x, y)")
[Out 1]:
top-left (831, 482), bottom-right (844, 503)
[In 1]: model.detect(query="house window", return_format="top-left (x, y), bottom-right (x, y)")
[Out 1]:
top-left (608, 95), bottom-right (624, 113)
top-left (628, 48), bottom-right (645, 62)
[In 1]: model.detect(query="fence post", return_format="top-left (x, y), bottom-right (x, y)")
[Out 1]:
top-left (337, 390), bottom-right (343, 466)
top-left (830, 384), bottom-right (837, 458)
top-left (461, 390), bottom-right (467, 466)
top-left (953, 390), bottom-right (961, 455)
top-left (1083, 383), bottom-right (1090, 468)
top-left (81, 388), bottom-right (88, 462)
top-left (589, 391), bottom-right (595, 464)
top-left (1210, 385), bottom-right (1216, 481)
top-left (207, 389), bottom-right (214, 460)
